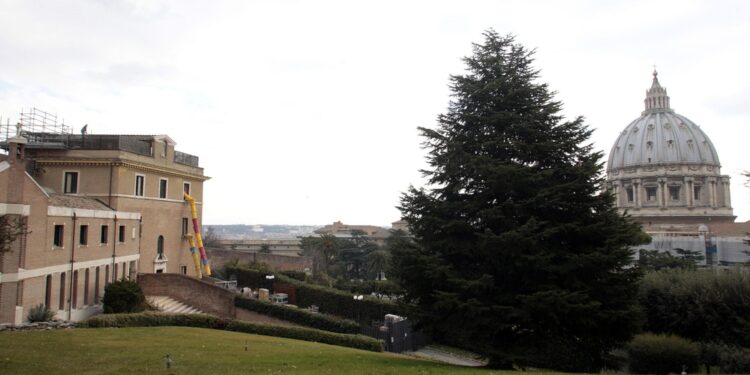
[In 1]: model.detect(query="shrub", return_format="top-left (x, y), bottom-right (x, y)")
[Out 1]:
top-left (229, 265), bottom-right (404, 323)
top-left (718, 346), bottom-right (750, 373)
top-left (638, 269), bottom-right (750, 347)
top-left (295, 282), bottom-right (403, 323)
top-left (234, 296), bottom-right (359, 334)
top-left (102, 279), bottom-right (147, 314)
top-left (628, 333), bottom-right (699, 374)
top-left (279, 270), bottom-right (307, 282)
top-left (81, 312), bottom-right (381, 352)
top-left (699, 341), bottom-right (724, 371)
top-left (226, 320), bottom-right (382, 352)
top-left (226, 266), bottom-right (276, 291)
top-left (334, 279), bottom-right (404, 296)
top-left (27, 304), bottom-right (54, 322)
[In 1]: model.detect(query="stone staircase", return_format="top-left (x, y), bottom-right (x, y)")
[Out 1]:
top-left (147, 296), bottom-right (203, 315)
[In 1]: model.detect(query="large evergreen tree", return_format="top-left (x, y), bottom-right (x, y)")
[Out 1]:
top-left (392, 31), bottom-right (648, 371)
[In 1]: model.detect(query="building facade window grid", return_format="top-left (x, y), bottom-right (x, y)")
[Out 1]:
top-left (53, 224), bottom-right (64, 247)
top-left (669, 186), bottom-right (681, 201)
top-left (79, 225), bottom-right (88, 246)
top-left (159, 178), bottom-right (168, 199)
top-left (134, 174), bottom-right (145, 197)
top-left (59, 272), bottom-right (66, 310)
top-left (100, 225), bottom-right (109, 244)
top-left (63, 171), bottom-right (78, 194)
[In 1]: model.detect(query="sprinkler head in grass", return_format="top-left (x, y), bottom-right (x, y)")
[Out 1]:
top-left (164, 353), bottom-right (172, 369)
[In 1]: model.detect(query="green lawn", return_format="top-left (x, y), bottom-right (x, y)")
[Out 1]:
top-left (0, 326), bottom-right (520, 375)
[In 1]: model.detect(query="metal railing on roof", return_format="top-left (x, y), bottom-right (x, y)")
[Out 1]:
top-left (22, 133), bottom-right (154, 156)
top-left (174, 150), bottom-right (199, 167)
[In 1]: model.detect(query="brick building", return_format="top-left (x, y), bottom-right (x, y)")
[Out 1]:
top-left (0, 127), bottom-right (207, 323)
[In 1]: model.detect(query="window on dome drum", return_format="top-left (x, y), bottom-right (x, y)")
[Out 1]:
top-left (669, 186), bottom-right (680, 201)
top-left (646, 187), bottom-right (657, 202)
top-left (183, 182), bottom-right (190, 195)
top-left (63, 171), bottom-right (78, 194)
top-left (118, 225), bottom-right (126, 242)
top-left (626, 186), bottom-right (634, 203)
top-left (694, 186), bottom-right (701, 201)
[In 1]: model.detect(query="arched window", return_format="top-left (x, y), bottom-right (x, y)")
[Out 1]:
top-left (84, 269), bottom-right (90, 306)
top-left (94, 267), bottom-right (100, 303)
top-left (59, 272), bottom-right (66, 310)
top-left (72, 271), bottom-right (79, 309)
top-left (45, 275), bottom-right (52, 308)
top-left (157, 235), bottom-right (164, 258)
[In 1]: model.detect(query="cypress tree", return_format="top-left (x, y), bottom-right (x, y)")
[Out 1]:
top-left (392, 30), bottom-right (648, 371)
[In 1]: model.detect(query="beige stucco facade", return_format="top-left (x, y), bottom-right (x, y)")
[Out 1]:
top-left (0, 133), bottom-right (208, 324)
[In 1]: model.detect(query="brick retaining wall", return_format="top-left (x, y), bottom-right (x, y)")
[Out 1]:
top-left (138, 273), bottom-right (235, 318)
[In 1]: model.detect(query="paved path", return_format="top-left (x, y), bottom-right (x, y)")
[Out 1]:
top-left (408, 347), bottom-right (488, 367)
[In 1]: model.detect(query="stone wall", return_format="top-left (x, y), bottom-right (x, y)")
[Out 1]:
top-left (207, 248), bottom-right (312, 272)
top-left (138, 273), bottom-right (235, 318)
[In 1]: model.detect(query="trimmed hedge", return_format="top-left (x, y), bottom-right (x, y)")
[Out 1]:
top-left (226, 320), bottom-right (381, 352)
top-left (228, 266), bottom-right (276, 290)
top-left (279, 270), bottom-right (307, 282)
top-left (628, 333), bottom-right (699, 374)
top-left (234, 296), bottom-right (359, 334)
top-left (295, 282), bottom-right (403, 323)
top-left (228, 265), bottom-right (404, 323)
top-left (81, 312), bottom-right (229, 329)
top-left (81, 312), bottom-right (382, 352)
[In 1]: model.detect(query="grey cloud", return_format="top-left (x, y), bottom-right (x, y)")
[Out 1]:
top-left (83, 62), bottom-right (174, 85)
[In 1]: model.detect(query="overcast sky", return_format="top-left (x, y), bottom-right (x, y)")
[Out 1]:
top-left (1, 0), bottom-right (749, 226)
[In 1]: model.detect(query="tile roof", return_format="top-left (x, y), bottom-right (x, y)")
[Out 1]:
top-left (48, 194), bottom-right (112, 211)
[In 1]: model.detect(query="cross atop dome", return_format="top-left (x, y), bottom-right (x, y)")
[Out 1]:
top-left (643, 69), bottom-right (671, 113)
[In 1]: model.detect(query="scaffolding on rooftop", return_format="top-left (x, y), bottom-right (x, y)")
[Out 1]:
top-left (0, 108), bottom-right (71, 144)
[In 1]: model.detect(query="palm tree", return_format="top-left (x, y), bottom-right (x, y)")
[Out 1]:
top-left (367, 249), bottom-right (390, 280)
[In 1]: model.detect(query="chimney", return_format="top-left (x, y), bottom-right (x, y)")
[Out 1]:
top-left (6, 123), bottom-right (28, 203)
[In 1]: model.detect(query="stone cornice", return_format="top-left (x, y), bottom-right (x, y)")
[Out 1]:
top-left (34, 158), bottom-right (209, 181)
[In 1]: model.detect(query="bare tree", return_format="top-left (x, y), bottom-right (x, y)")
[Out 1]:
top-left (0, 215), bottom-right (27, 253)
